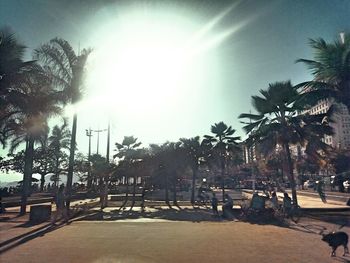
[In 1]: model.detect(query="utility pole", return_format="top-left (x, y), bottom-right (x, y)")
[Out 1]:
top-left (93, 129), bottom-right (107, 155)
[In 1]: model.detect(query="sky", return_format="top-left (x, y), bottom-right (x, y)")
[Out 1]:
top-left (0, 0), bottom-right (349, 181)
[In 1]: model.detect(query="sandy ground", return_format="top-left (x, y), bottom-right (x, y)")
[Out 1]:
top-left (1, 215), bottom-right (349, 263)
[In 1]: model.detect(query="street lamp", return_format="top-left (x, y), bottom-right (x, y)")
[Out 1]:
top-left (93, 128), bottom-right (107, 155)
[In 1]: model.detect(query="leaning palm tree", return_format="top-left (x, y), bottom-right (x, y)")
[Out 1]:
top-left (204, 122), bottom-right (241, 202)
top-left (34, 38), bottom-right (91, 208)
top-left (239, 81), bottom-right (333, 207)
top-left (296, 32), bottom-right (350, 112)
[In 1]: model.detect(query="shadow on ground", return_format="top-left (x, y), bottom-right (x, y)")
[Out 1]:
top-left (75, 204), bottom-right (291, 229)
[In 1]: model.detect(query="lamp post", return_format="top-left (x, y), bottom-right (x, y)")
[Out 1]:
top-left (93, 129), bottom-right (107, 155)
top-left (106, 121), bottom-right (110, 163)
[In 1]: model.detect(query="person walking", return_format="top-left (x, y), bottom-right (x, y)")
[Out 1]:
top-left (211, 193), bottom-right (219, 216)
top-left (317, 180), bottom-right (327, 203)
top-left (52, 184), bottom-right (69, 224)
top-left (282, 192), bottom-right (292, 218)
top-left (222, 193), bottom-right (234, 219)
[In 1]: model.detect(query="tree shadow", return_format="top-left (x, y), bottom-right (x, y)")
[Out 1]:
top-left (306, 211), bottom-right (350, 228)
top-left (0, 221), bottom-right (67, 254)
top-left (77, 205), bottom-right (221, 223)
top-left (332, 257), bottom-right (350, 263)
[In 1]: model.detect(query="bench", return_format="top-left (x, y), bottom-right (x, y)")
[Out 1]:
top-left (30, 205), bottom-right (52, 222)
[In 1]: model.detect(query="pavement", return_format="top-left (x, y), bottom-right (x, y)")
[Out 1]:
top-left (0, 209), bottom-right (349, 263)
top-left (0, 192), bottom-right (349, 263)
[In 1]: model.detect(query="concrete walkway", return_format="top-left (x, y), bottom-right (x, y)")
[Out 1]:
top-left (1, 215), bottom-right (349, 263)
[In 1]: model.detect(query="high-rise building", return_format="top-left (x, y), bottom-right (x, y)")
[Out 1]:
top-left (303, 99), bottom-right (350, 150)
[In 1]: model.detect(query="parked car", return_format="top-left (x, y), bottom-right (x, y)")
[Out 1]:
top-left (303, 180), bottom-right (315, 189)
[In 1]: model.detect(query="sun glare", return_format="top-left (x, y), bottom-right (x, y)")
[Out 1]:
top-left (86, 12), bottom-right (196, 113)
top-left (83, 6), bottom-right (243, 129)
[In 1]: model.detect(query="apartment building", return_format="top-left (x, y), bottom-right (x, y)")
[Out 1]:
top-left (303, 99), bottom-right (350, 150)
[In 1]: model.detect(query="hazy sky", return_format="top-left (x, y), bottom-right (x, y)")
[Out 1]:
top-left (0, 0), bottom-right (349, 181)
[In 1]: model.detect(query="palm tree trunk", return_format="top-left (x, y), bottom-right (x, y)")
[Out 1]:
top-left (284, 143), bottom-right (298, 207)
top-left (121, 175), bottom-right (129, 207)
top-left (191, 166), bottom-right (197, 204)
top-left (54, 156), bottom-right (60, 188)
top-left (66, 113), bottom-right (77, 209)
top-left (221, 157), bottom-right (225, 202)
top-left (131, 174), bottom-right (137, 207)
top-left (172, 173), bottom-right (177, 205)
top-left (165, 171), bottom-right (169, 204)
top-left (20, 137), bottom-right (34, 215)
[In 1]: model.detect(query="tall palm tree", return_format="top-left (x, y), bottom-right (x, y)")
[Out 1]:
top-left (35, 38), bottom-right (91, 208)
top-left (48, 121), bottom-right (71, 187)
top-left (6, 64), bottom-right (61, 214)
top-left (296, 32), bottom-right (350, 112)
top-left (204, 122), bottom-right (241, 202)
top-left (239, 81), bottom-right (333, 207)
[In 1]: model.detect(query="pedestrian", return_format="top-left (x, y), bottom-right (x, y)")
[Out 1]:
top-left (270, 191), bottom-right (278, 210)
top-left (222, 193), bottom-right (233, 218)
top-left (52, 184), bottom-right (68, 224)
top-left (211, 193), bottom-right (219, 216)
top-left (317, 180), bottom-right (327, 203)
top-left (282, 192), bottom-right (292, 217)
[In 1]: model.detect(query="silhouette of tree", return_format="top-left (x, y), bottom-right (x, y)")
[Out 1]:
top-left (35, 38), bottom-right (91, 209)
top-left (297, 32), bottom-right (350, 112)
top-left (204, 122), bottom-right (241, 202)
top-left (0, 28), bottom-right (34, 148)
top-left (48, 120), bottom-right (71, 187)
top-left (114, 136), bottom-right (142, 205)
top-left (239, 81), bottom-right (333, 206)
top-left (180, 136), bottom-right (209, 204)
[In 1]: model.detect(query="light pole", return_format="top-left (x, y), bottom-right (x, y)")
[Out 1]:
top-left (93, 129), bottom-right (107, 155)
top-left (106, 121), bottom-right (110, 163)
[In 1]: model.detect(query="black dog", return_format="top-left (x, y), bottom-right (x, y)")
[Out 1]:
top-left (321, 231), bottom-right (349, 257)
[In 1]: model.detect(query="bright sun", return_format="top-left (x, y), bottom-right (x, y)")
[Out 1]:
top-left (86, 11), bottom-right (200, 114)
top-left (82, 6), bottom-right (241, 128)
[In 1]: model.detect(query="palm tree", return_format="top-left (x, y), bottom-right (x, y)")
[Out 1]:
top-left (0, 28), bottom-right (33, 148)
top-left (204, 122), bottom-right (241, 202)
top-left (239, 81), bottom-right (333, 207)
top-left (6, 64), bottom-right (61, 214)
top-left (180, 136), bottom-right (209, 204)
top-left (148, 142), bottom-right (187, 205)
top-left (114, 136), bottom-right (142, 205)
top-left (296, 32), bottom-right (350, 112)
top-left (48, 121), bottom-right (71, 187)
top-left (35, 38), bottom-right (91, 208)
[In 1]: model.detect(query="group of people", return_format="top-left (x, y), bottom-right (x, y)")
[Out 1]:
top-left (208, 189), bottom-right (295, 219)
top-left (209, 192), bottom-right (233, 218)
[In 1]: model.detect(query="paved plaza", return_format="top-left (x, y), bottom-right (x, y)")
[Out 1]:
top-left (1, 217), bottom-right (350, 263)
top-left (1, 191), bottom-right (349, 263)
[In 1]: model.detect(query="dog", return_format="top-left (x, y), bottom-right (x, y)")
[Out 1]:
top-left (321, 231), bottom-right (349, 257)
